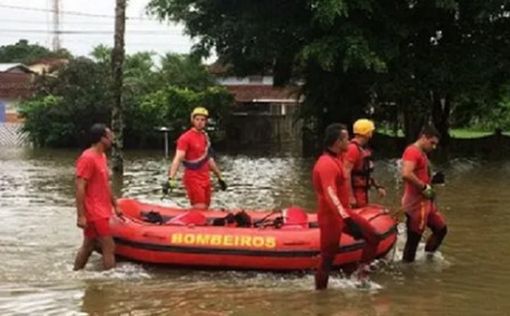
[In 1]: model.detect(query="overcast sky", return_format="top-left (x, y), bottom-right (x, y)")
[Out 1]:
top-left (0, 0), bottom-right (196, 58)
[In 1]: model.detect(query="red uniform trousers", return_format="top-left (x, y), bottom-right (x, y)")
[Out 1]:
top-left (402, 195), bottom-right (447, 262)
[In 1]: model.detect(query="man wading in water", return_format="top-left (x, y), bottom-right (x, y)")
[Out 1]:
top-left (312, 123), bottom-right (380, 289)
top-left (401, 125), bottom-right (447, 262)
top-left (343, 118), bottom-right (387, 208)
top-left (73, 123), bottom-right (122, 270)
top-left (165, 107), bottom-right (227, 209)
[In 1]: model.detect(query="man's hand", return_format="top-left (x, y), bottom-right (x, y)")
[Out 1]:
top-left (162, 177), bottom-right (178, 194)
top-left (77, 215), bottom-right (87, 229)
top-left (431, 171), bottom-right (445, 185)
top-left (344, 217), bottom-right (364, 240)
top-left (349, 196), bottom-right (357, 208)
top-left (376, 186), bottom-right (387, 198)
top-left (218, 178), bottom-right (227, 191)
top-left (421, 184), bottom-right (436, 200)
top-left (114, 205), bottom-right (123, 217)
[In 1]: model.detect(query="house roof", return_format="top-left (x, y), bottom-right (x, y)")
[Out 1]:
top-left (27, 58), bottom-right (69, 74)
top-left (225, 84), bottom-right (301, 103)
top-left (0, 72), bottom-right (33, 98)
top-left (0, 63), bottom-right (34, 74)
top-left (207, 60), bottom-right (274, 76)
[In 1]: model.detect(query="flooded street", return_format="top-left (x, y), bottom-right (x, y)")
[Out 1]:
top-left (1, 147), bottom-right (509, 315)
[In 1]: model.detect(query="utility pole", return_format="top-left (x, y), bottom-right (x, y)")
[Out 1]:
top-left (51, 0), bottom-right (61, 51)
top-left (111, 0), bottom-right (126, 176)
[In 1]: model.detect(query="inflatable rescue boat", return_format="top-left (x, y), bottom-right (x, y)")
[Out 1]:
top-left (111, 198), bottom-right (397, 271)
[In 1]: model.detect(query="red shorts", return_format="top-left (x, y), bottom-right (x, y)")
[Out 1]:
top-left (184, 179), bottom-right (211, 206)
top-left (404, 198), bottom-right (446, 234)
top-left (84, 218), bottom-right (111, 239)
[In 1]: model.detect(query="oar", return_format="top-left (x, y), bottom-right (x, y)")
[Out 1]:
top-left (253, 209), bottom-right (282, 227)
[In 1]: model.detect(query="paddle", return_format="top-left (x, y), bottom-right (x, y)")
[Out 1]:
top-left (253, 209), bottom-right (282, 227)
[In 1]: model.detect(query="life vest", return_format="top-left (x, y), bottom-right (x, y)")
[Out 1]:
top-left (350, 140), bottom-right (374, 190)
top-left (182, 132), bottom-right (213, 170)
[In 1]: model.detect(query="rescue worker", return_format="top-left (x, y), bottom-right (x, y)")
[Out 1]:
top-left (312, 123), bottom-right (379, 290)
top-left (343, 119), bottom-right (386, 208)
top-left (166, 107), bottom-right (227, 209)
top-left (74, 123), bottom-right (122, 271)
top-left (401, 125), bottom-right (447, 262)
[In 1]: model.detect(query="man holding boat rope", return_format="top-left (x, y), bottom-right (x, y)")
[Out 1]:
top-left (401, 125), bottom-right (447, 262)
top-left (312, 123), bottom-right (381, 289)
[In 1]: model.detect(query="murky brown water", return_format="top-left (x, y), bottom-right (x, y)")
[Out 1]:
top-left (1, 147), bottom-right (509, 315)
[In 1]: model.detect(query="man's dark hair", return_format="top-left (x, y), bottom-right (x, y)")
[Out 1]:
top-left (420, 124), bottom-right (440, 139)
top-left (324, 123), bottom-right (348, 148)
top-left (89, 123), bottom-right (107, 144)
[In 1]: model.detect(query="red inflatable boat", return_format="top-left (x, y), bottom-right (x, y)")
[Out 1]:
top-left (111, 198), bottom-right (397, 271)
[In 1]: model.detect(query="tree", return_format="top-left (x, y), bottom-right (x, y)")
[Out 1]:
top-left (0, 39), bottom-right (71, 64)
top-left (111, 0), bottom-right (127, 175)
top-left (147, 0), bottom-right (402, 141)
top-left (20, 48), bottom-right (234, 149)
top-left (148, 0), bottom-right (510, 144)
top-left (20, 57), bottom-right (112, 147)
top-left (158, 53), bottom-right (215, 91)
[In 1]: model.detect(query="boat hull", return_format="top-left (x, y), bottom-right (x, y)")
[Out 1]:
top-left (111, 198), bottom-right (397, 271)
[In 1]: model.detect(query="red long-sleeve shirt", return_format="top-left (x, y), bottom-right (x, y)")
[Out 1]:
top-left (312, 152), bottom-right (350, 225)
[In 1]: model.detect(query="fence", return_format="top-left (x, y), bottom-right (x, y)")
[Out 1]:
top-left (0, 123), bottom-right (29, 147)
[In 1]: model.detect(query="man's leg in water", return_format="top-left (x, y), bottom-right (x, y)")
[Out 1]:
top-left (425, 204), bottom-right (447, 255)
top-left (315, 223), bottom-right (342, 290)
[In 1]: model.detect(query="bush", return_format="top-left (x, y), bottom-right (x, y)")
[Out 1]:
top-left (20, 52), bottom-right (234, 148)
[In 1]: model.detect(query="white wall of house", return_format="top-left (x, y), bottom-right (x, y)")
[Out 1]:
top-left (28, 64), bottom-right (50, 75)
top-left (216, 76), bottom-right (274, 85)
top-left (0, 97), bottom-right (20, 113)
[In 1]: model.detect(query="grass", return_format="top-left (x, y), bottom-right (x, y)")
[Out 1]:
top-left (378, 127), bottom-right (508, 139)
top-left (377, 128), bottom-right (404, 137)
top-left (448, 129), bottom-right (493, 138)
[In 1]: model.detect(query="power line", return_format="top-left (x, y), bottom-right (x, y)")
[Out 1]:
top-left (0, 29), bottom-right (187, 36)
top-left (0, 17), bottom-right (179, 27)
top-left (0, 33), bottom-right (193, 46)
top-left (0, 3), bottom-right (154, 21)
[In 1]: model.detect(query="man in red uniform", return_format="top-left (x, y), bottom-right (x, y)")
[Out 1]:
top-left (167, 107), bottom-right (226, 209)
top-left (313, 123), bottom-right (379, 290)
top-left (343, 119), bottom-right (386, 208)
top-left (401, 125), bottom-right (447, 262)
top-left (74, 123), bottom-right (122, 271)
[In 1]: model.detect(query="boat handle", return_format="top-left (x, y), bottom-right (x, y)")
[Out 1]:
top-left (141, 232), bottom-right (166, 240)
top-left (282, 241), bottom-right (309, 246)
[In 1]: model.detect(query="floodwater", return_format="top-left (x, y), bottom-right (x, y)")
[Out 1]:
top-left (1, 147), bottom-right (509, 315)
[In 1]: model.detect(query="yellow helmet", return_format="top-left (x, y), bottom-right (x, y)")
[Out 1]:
top-left (353, 119), bottom-right (375, 136)
top-left (191, 107), bottom-right (209, 119)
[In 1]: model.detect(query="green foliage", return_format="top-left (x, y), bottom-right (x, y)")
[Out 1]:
top-left (19, 45), bottom-right (233, 148)
top-left (148, 0), bottom-right (510, 143)
top-left (20, 57), bottom-right (111, 147)
top-left (466, 91), bottom-right (510, 132)
top-left (19, 96), bottom-right (64, 147)
top-left (134, 85), bottom-right (232, 143)
top-left (158, 53), bottom-right (215, 91)
top-left (0, 39), bottom-right (71, 64)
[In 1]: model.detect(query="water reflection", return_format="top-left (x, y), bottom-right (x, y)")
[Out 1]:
top-left (1, 147), bottom-right (509, 315)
